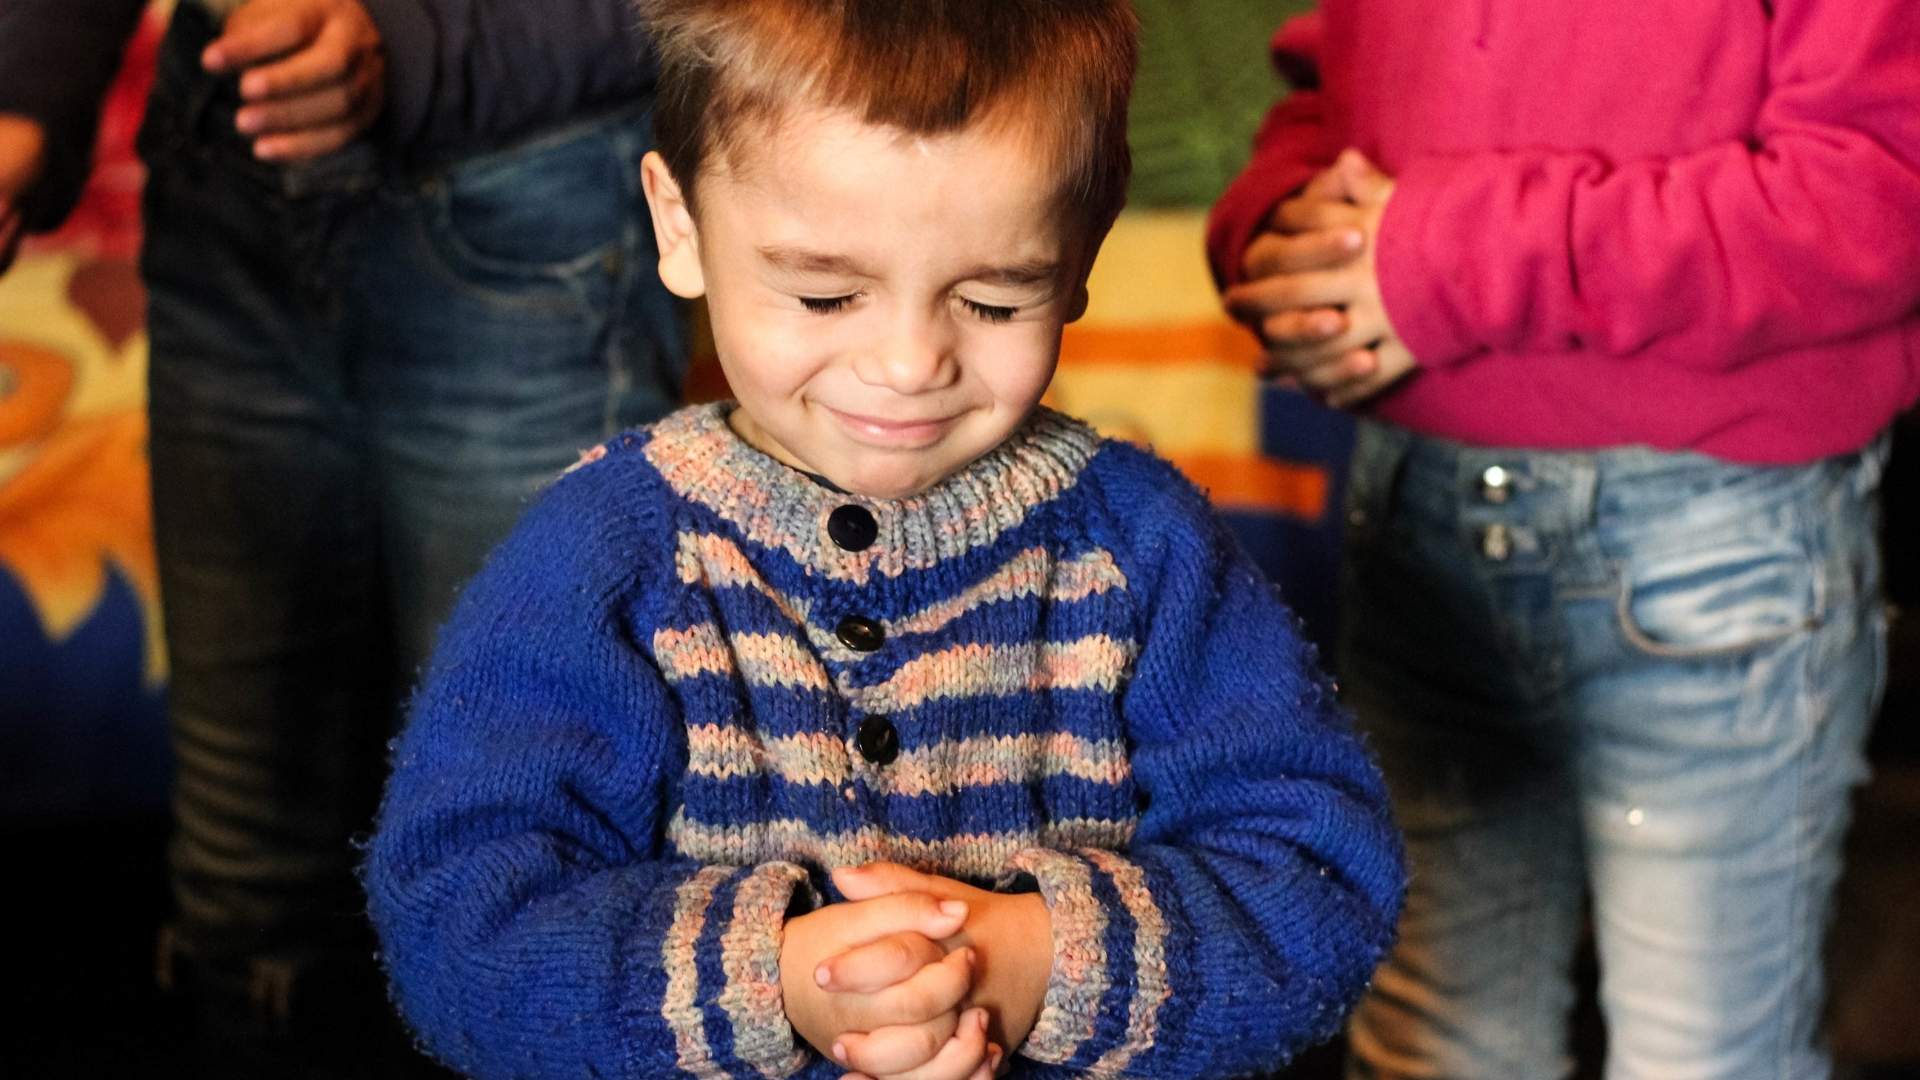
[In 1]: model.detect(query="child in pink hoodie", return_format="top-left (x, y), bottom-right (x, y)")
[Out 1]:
top-left (1210, 2), bottom-right (1920, 1077)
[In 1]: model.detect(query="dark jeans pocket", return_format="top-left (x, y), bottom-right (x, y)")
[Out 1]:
top-left (410, 123), bottom-right (638, 315)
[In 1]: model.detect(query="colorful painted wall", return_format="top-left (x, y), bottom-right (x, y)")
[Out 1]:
top-left (0, 7), bottom-right (169, 821)
top-left (0, 0), bottom-right (1337, 823)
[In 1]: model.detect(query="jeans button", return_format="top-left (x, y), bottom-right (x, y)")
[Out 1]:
top-left (1479, 465), bottom-right (1514, 504)
top-left (1480, 523), bottom-right (1514, 561)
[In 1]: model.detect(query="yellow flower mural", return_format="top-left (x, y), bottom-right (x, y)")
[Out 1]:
top-left (0, 250), bottom-right (164, 686)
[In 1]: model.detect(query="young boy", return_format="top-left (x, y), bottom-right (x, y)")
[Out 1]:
top-left (365, 3), bottom-right (1404, 1078)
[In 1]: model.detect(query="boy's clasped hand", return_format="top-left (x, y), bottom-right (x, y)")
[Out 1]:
top-left (783, 864), bottom-right (1052, 1080)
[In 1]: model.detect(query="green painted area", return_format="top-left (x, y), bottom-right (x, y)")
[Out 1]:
top-left (1126, 0), bottom-right (1316, 208)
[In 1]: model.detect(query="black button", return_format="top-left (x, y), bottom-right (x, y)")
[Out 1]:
top-left (856, 715), bottom-right (899, 765)
top-left (836, 615), bottom-right (885, 652)
top-left (827, 505), bottom-right (878, 552)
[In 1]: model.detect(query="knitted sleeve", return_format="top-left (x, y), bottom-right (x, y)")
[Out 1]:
top-left (1006, 445), bottom-right (1405, 1078)
top-left (364, 454), bottom-right (821, 1080)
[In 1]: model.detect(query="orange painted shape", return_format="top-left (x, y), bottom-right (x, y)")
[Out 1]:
top-left (1060, 322), bottom-right (1264, 371)
top-left (0, 342), bottom-right (78, 447)
top-left (1172, 452), bottom-right (1329, 523)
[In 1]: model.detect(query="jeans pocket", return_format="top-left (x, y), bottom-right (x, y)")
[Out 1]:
top-left (1613, 535), bottom-right (1819, 660)
top-left (411, 128), bottom-right (633, 313)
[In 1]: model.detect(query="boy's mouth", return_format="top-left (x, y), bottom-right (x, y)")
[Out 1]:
top-left (824, 405), bottom-right (958, 447)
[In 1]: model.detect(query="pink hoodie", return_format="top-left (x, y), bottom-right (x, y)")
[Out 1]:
top-left (1208, 0), bottom-right (1920, 465)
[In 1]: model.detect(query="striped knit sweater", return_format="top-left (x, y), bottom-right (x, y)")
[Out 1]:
top-left (365, 402), bottom-right (1404, 1080)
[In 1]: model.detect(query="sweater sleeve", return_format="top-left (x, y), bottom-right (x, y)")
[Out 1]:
top-left (1376, 0), bottom-right (1920, 370)
top-left (1004, 447), bottom-right (1405, 1078)
top-left (1204, 13), bottom-right (1338, 291)
top-left (0, 0), bottom-right (147, 231)
top-left (360, 0), bottom-right (656, 156)
top-left (364, 456), bottom-right (819, 1080)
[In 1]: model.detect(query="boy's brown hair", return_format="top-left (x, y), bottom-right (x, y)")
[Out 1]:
top-left (639, 0), bottom-right (1139, 236)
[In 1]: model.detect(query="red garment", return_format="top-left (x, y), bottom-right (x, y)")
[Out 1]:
top-left (1208, 1), bottom-right (1920, 464)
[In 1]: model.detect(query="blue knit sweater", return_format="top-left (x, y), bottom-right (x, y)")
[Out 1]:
top-left (365, 403), bottom-right (1404, 1080)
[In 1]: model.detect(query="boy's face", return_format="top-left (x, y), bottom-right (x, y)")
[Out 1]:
top-left (642, 105), bottom-right (1091, 500)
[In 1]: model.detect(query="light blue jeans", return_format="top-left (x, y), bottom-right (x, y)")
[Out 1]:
top-left (1338, 421), bottom-right (1887, 1080)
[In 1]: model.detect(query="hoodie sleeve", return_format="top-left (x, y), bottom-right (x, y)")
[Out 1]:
top-left (1373, 0), bottom-right (1920, 371)
top-left (361, 0), bottom-right (657, 156)
top-left (0, 0), bottom-right (148, 230)
top-left (1204, 12), bottom-right (1340, 291)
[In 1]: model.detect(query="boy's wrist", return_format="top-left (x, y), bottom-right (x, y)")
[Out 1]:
top-left (950, 891), bottom-right (1051, 1055)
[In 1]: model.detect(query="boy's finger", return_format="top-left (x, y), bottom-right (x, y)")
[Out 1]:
top-left (834, 893), bottom-right (969, 951)
top-left (204, 9), bottom-right (325, 73)
top-left (816, 932), bottom-right (949, 994)
top-left (239, 20), bottom-right (359, 100)
top-left (833, 862), bottom-right (943, 902)
top-left (834, 1010), bottom-right (962, 1077)
top-left (860, 946), bottom-right (973, 1027)
top-left (1241, 227), bottom-right (1364, 281)
top-left (886, 1009), bottom-right (994, 1080)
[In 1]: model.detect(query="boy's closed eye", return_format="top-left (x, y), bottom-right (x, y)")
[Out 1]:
top-left (797, 293), bottom-right (1023, 324)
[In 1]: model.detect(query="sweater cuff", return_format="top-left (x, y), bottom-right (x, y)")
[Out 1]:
top-left (1005, 848), bottom-right (1172, 1074)
top-left (1375, 156), bottom-right (1484, 369)
top-left (659, 861), bottom-right (817, 1079)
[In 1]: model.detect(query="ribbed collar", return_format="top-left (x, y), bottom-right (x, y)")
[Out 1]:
top-left (643, 403), bottom-right (1103, 583)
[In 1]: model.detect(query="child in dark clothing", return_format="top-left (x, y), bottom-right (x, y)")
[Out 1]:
top-left (365, 3), bottom-right (1404, 1077)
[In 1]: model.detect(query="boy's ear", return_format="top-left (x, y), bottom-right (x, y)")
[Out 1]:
top-left (1065, 281), bottom-right (1090, 323)
top-left (640, 151), bottom-right (707, 300)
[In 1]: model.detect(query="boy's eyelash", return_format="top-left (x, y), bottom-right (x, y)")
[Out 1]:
top-left (964, 299), bottom-right (1018, 324)
top-left (798, 295), bottom-right (1017, 323)
top-left (800, 295), bottom-right (856, 314)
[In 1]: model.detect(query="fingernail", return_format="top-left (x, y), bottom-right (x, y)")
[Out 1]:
top-left (1342, 229), bottom-right (1364, 251)
top-left (989, 1045), bottom-right (1004, 1069)
top-left (814, 964), bottom-right (831, 988)
top-left (939, 900), bottom-right (968, 918)
top-left (200, 46), bottom-right (224, 70)
top-left (974, 1008), bottom-right (989, 1031)
top-left (240, 74), bottom-right (266, 98)
top-left (832, 1042), bottom-right (847, 1064)
top-left (235, 111), bottom-right (258, 135)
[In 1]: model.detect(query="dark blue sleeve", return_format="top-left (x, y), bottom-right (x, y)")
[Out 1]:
top-left (1016, 442), bottom-right (1403, 1077)
top-left (361, 0), bottom-right (657, 156)
top-left (0, 0), bottom-right (148, 230)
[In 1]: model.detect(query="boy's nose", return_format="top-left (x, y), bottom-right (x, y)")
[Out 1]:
top-left (856, 318), bottom-right (958, 393)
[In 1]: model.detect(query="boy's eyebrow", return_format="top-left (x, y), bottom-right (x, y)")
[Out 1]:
top-left (758, 246), bottom-right (871, 277)
top-left (757, 247), bottom-right (1060, 287)
top-left (963, 260), bottom-right (1062, 287)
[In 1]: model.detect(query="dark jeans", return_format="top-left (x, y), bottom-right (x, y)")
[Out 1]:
top-left (138, 3), bottom-right (686, 992)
